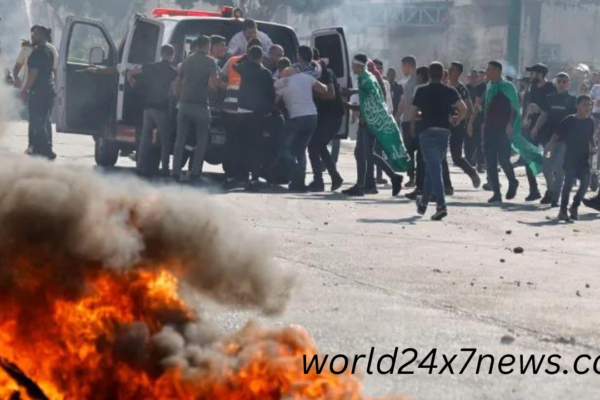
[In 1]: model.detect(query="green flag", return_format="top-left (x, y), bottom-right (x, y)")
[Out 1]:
top-left (485, 78), bottom-right (544, 175)
top-left (358, 71), bottom-right (413, 172)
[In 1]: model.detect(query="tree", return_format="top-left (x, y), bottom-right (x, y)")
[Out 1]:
top-left (42, 0), bottom-right (148, 33)
top-left (174, 0), bottom-right (341, 21)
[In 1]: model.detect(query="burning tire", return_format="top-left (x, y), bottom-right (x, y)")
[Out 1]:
top-left (94, 137), bottom-right (120, 168)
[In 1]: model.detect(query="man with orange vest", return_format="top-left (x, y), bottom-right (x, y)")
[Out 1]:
top-left (220, 37), bottom-right (263, 183)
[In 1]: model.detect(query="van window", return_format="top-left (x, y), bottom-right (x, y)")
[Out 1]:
top-left (315, 34), bottom-right (344, 79)
top-left (168, 19), bottom-right (299, 63)
top-left (128, 21), bottom-right (161, 64)
top-left (68, 23), bottom-right (112, 65)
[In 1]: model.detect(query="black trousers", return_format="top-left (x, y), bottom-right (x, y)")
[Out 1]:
top-left (308, 117), bottom-right (343, 183)
top-left (450, 123), bottom-right (477, 175)
top-left (465, 118), bottom-right (485, 167)
top-left (28, 91), bottom-right (55, 157)
top-left (223, 113), bottom-right (244, 179)
top-left (238, 113), bottom-right (266, 181)
top-left (355, 125), bottom-right (396, 189)
top-left (484, 131), bottom-right (518, 195)
top-left (524, 118), bottom-right (541, 193)
top-left (402, 122), bottom-right (418, 180)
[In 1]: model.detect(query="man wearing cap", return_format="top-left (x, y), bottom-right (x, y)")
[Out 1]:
top-left (523, 63), bottom-right (557, 201)
top-left (532, 72), bottom-right (576, 206)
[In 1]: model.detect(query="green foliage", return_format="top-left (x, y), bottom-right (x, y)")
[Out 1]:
top-left (43, 0), bottom-right (147, 32)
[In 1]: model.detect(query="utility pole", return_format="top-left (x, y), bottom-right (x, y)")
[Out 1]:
top-left (507, 0), bottom-right (522, 73)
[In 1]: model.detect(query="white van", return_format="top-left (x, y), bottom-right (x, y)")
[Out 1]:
top-left (55, 7), bottom-right (351, 172)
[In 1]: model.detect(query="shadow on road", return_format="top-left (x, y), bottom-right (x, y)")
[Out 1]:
top-left (358, 215), bottom-right (420, 225)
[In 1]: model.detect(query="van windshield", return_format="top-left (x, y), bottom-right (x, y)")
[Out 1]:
top-left (166, 19), bottom-right (299, 64)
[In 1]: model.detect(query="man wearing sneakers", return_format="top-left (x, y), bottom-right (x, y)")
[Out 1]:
top-left (523, 63), bottom-right (557, 201)
top-left (531, 72), bottom-right (576, 207)
top-left (447, 62), bottom-right (481, 190)
top-left (483, 61), bottom-right (520, 204)
top-left (546, 95), bottom-right (597, 221)
top-left (411, 62), bottom-right (468, 221)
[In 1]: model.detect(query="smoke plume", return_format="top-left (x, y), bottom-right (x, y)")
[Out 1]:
top-left (0, 154), bottom-right (294, 314)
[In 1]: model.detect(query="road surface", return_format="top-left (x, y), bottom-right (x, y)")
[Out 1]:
top-left (2, 122), bottom-right (599, 400)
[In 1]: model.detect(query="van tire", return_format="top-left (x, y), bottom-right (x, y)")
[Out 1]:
top-left (95, 137), bottom-right (119, 167)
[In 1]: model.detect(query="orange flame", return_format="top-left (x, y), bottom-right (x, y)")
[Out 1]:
top-left (0, 263), bottom-right (400, 400)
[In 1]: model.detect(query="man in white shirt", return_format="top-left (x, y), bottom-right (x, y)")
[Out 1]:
top-left (227, 19), bottom-right (273, 57)
top-left (397, 55), bottom-right (418, 187)
top-left (275, 46), bottom-right (329, 191)
top-left (589, 74), bottom-right (600, 120)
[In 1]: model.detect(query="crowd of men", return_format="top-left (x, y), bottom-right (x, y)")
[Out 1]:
top-left (10, 18), bottom-right (600, 222)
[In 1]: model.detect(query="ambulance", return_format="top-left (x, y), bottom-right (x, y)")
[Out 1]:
top-left (55, 7), bottom-right (350, 173)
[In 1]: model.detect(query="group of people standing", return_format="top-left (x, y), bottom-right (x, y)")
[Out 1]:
top-left (132, 19), bottom-right (345, 194)
top-left (10, 18), bottom-right (600, 223)
top-left (345, 54), bottom-right (600, 222)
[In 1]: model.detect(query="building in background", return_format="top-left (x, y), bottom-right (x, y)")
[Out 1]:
top-left (278, 0), bottom-right (600, 78)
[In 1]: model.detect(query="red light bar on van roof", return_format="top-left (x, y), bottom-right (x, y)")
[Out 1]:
top-left (152, 8), bottom-right (221, 18)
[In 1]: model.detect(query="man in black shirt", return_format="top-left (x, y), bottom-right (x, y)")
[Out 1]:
top-left (523, 63), bottom-right (557, 201)
top-left (386, 67), bottom-right (403, 118)
top-left (307, 49), bottom-right (344, 192)
top-left (531, 72), bottom-right (576, 206)
top-left (546, 95), bottom-right (597, 221)
top-left (468, 74), bottom-right (489, 175)
top-left (234, 45), bottom-right (276, 191)
top-left (411, 62), bottom-right (467, 221)
top-left (129, 45), bottom-right (178, 177)
top-left (21, 25), bottom-right (56, 159)
top-left (483, 61), bottom-right (520, 204)
top-left (447, 62), bottom-right (480, 190)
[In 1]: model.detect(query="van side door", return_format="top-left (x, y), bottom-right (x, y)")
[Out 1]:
top-left (56, 17), bottom-right (117, 135)
top-left (117, 16), bottom-right (165, 124)
top-left (311, 27), bottom-right (351, 139)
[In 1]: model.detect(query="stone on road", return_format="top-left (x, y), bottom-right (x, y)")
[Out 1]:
top-left (2, 122), bottom-right (599, 400)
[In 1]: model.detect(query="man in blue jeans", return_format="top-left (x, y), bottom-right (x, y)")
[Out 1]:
top-left (275, 46), bottom-right (329, 191)
top-left (410, 62), bottom-right (467, 221)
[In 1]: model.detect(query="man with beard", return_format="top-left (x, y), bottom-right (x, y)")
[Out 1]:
top-left (447, 62), bottom-right (480, 190)
top-left (21, 25), bottom-right (56, 160)
top-left (531, 72), bottom-right (576, 207)
top-left (523, 63), bottom-right (557, 201)
top-left (265, 44), bottom-right (284, 76)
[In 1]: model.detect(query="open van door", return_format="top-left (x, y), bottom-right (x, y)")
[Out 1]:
top-left (311, 27), bottom-right (351, 139)
top-left (117, 16), bottom-right (165, 125)
top-left (56, 17), bottom-right (118, 135)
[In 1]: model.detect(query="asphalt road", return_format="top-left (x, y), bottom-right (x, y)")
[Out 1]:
top-left (2, 122), bottom-right (599, 400)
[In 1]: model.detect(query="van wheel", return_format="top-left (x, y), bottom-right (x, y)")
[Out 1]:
top-left (95, 137), bottom-right (119, 167)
